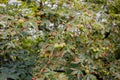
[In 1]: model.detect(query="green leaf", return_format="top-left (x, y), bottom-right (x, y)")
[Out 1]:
top-left (83, 74), bottom-right (97, 80)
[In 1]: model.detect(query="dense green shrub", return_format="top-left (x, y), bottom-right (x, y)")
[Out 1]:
top-left (0, 0), bottom-right (120, 80)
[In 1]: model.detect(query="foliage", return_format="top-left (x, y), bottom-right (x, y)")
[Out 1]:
top-left (0, 0), bottom-right (120, 80)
